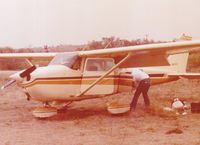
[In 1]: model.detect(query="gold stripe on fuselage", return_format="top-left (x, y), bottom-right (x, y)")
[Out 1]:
top-left (21, 77), bottom-right (119, 88)
top-left (20, 75), bottom-right (180, 89)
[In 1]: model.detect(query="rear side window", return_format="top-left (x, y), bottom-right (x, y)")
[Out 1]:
top-left (86, 58), bottom-right (115, 71)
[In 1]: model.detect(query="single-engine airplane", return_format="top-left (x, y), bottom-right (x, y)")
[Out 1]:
top-left (0, 40), bottom-right (200, 118)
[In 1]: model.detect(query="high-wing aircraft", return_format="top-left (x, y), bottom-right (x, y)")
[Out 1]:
top-left (0, 40), bottom-right (200, 118)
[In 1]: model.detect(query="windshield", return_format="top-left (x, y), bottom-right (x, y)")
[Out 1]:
top-left (49, 52), bottom-right (79, 68)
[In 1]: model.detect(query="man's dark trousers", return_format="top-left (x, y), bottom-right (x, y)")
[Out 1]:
top-left (130, 78), bottom-right (151, 110)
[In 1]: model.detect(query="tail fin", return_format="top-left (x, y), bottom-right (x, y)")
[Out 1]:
top-left (167, 53), bottom-right (189, 73)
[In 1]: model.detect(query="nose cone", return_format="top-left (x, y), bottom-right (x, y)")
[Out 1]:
top-left (9, 71), bottom-right (23, 82)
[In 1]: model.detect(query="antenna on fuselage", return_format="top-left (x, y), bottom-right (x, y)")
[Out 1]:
top-left (81, 39), bottom-right (113, 51)
top-left (81, 45), bottom-right (88, 51)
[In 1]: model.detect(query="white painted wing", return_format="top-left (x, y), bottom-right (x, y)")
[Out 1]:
top-left (0, 52), bottom-right (57, 59)
top-left (78, 40), bottom-right (200, 68)
top-left (0, 40), bottom-right (200, 68)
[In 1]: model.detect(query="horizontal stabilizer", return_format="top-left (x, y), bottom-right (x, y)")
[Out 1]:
top-left (168, 73), bottom-right (200, 79)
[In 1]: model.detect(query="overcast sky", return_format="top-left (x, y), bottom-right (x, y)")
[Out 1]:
top-left (0, 0), bottom-right (200, 48)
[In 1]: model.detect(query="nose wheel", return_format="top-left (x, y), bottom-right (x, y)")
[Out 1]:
top-left (32, 106), bottom-right (57, 118)
top-left (32, 101), bottom-right (73, 118)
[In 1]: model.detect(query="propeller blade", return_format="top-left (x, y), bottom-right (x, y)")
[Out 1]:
top-left (1, 80), bottom-right (16, 90)
top-left (19, 65), bottom-right (36, 80)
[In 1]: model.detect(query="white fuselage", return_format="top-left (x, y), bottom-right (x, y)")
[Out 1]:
top-left (9, 54), bottom-right (182, 103)
top-left (14, 65), bottom-right (179, 102)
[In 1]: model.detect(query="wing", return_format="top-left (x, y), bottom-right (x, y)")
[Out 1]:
top-left (0, 52), bottom-right (57, 59)
top-left (78, 40), bottom-right (200, 68)
top-left (0, 40), bottom-right (200, 68)
top-left (0, 52), bottom-right (57, 67)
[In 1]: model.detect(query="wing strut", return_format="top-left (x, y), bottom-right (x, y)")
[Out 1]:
top-left (76, 53), bottom-right (131, 97)
top-left (25, 58), bottom-right (34, 67)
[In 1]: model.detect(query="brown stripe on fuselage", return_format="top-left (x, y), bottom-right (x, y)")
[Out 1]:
top-left (21, 76), bottom-right (117, 88)
top-left (118, 79), bottom-right (134, 87)
top-left (20, 75), bottom-right (180, 88)
top-left (148, 74), bottom-right (165, 77)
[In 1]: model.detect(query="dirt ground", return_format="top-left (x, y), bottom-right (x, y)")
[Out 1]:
top-left (0, 71), bottom-right (200, 145)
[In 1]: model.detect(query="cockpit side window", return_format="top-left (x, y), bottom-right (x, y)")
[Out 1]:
top-left (85, 58), bottom-right (115, 71)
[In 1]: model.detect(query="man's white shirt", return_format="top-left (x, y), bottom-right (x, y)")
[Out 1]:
top-left (131, 68), bottom-right (149, 85)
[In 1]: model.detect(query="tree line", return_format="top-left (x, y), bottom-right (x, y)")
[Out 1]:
top-left (0, 36), bottom-right (166, 70)
top-left (79, 36), bottom-right (164, 51)
top-left (0, 36), bottom-right (165, 53)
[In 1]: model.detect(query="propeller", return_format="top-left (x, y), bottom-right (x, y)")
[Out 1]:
top-left (1, 80), bottom-right (16, 90)
top-left (19, 65), bottom-right (36, 81)
top-left (1, 65), bottom-right (37, 90)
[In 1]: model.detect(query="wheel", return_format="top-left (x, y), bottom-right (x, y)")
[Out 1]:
top-left (32, 106), bottom-right (57, 118)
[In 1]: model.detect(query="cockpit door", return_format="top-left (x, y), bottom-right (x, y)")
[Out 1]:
top-left (81, 58), bottom-right (115, 95)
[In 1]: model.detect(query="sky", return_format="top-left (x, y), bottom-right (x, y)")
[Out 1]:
top-left (0, 0), bottom-right (200, 48)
